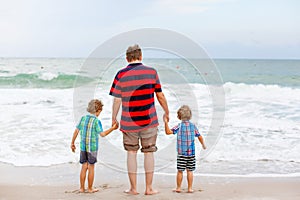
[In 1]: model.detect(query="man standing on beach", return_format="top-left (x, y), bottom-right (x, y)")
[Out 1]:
top-left (109, 44), bottom-right (169, 195)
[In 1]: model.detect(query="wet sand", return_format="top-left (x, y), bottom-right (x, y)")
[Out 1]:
top-left (0, 163), bottom-right (299, 200)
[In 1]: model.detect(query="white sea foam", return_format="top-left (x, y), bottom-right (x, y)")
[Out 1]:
top-left (224, 82), bottom-right (300, 128)
top-left (0, 89), bottom-right (76, 166)
top-left (205, 82), bottom-right (300, 167)
top-left (37, 72), bottom-right (59, 81)
top-left (0, 80), bottom-right (299, 176)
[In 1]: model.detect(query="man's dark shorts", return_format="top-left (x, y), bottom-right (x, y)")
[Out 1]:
top-left (80, 151), bottom-right (97, 164)
top-left (123, 127), bottom-right (158, 153)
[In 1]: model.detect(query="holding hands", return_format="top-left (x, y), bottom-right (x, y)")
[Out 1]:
top-left (112, 120), bottom-right (119, 130)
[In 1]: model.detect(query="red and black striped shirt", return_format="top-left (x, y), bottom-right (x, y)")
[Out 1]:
top-left (109, 63), bottom-right (162, 132)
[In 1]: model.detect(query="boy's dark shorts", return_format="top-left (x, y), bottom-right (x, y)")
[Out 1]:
top-left (177, 155), bottom-right (196, 171)
top-left (123, 127), bottom-right (158, 153)
top-left (80, 151), bottom-right (97, 164)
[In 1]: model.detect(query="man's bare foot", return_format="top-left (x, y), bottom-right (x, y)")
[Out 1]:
top-left (79, 188), bottom-right (85, 193)
top-left (124, 189), bottom-right (139, 195)
top-left (172, 188), bottom-right (181, 193)
top-left (88, 188), bottom-right (99, 193)
top-left (145, 189), bottom-right (158, 195)
top-left (187, 189), bottom-right (194, 193)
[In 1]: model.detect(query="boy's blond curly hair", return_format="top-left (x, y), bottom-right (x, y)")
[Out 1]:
top-left (177, 105), bottom-right (192, 121)
top-left (87, 99), bottom-right (103, 114)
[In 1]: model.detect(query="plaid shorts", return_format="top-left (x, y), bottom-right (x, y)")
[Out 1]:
top-left (177, 155), bottom-right (196, 171)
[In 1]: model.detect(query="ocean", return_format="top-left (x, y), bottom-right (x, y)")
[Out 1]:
top-left (0, 58), bottom-right (299, 177)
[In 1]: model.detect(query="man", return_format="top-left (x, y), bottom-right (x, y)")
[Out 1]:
top-left (109, 44), bottom-right (169, 195)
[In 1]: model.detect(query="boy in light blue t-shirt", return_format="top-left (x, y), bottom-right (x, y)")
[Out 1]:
top-left (164, 105), bottom-right (206, 193)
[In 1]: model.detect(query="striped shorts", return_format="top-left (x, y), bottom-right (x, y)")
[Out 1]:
top-left (177, 155), bottom-right (196, 171)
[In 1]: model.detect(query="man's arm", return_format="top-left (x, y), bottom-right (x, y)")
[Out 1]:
top-left (155, 92), bottom-right (169, 122)
top-left (164, 119), bottom-right (173, 135)
top-left (112, 97), bottom-right (121, 125)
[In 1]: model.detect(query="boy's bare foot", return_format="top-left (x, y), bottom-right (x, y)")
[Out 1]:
top-left (124, 189), bottom-right (139, 195)
top-left (88, 188), bottom-right (99, 193)
top-left (172, 188), bottom-right (181, 193)
top-left (145, 189), bottom-right (158, 195)
top-left (187, 189), bottom-right (194, 193)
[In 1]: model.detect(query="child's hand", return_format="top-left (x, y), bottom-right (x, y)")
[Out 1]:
top-left (202, 144), bottom-right (207, 150)
top-left (71, 144), bottom-right (76, 152)
top-left (112, 121), bottom-right (119, 130)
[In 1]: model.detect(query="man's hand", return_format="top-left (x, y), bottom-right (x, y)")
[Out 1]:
top-left (112, 120), bottom-right (119, 130)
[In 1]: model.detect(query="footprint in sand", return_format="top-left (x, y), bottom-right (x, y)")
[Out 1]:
top-left (65, 189), bottom-right (81, 194)
top-left (100, 184), bottom-right (109, 189)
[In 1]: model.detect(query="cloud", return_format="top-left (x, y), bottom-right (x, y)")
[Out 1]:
top-left (152, 0), bottom-right (207, 14)
top-left (150, 0), bottom-right (229, 14)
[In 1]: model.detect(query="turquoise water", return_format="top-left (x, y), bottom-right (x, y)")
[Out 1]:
top-left (215, 59), bottom-right (300, 88)
top-left (0, 58), bottom-right (299, 88)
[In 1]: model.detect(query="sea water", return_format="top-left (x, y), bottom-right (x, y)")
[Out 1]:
top-left (0, 58), bottom-right (299, 177)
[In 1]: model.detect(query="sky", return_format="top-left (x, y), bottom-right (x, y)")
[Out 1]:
top-left (0, 0), bottom-right (299, 59)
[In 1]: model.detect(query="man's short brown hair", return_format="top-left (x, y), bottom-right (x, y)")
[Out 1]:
top-left (126, 44), bottom-right (142, 62)
top-left (87, 99), bottom-right (103, 114)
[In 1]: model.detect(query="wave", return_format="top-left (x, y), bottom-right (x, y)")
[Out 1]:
top-left (0, 71), bottom-right (299, 90)
top-left (223, 81), bottom-right (300, 100)
top-left (224, 81), bottom-right (300, 89)
top-left (0, 70), bottom-right (10, 74)
top-left (0, 72), bottom-right (95, 89)
top-left (222, 75), bottom-right (300, 88)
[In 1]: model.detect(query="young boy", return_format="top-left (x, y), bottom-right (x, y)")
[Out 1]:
top-left (164, 105), bottom-right (206, 193)
top-left (71, 99), bottom-right (118, 193)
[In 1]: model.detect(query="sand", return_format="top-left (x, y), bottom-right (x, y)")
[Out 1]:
top-left (0, 162), bottom-right (299, 200)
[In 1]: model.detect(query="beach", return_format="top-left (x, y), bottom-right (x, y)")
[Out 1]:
top-left (1, 162), bottom-right (300, 200)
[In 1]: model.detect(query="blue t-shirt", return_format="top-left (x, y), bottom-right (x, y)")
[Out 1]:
top-left (171, 121), bottom-right (201, 156)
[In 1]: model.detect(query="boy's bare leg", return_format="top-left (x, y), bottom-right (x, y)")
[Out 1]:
top-left (87, 164), bottom-right (99, 193)
top-left (187, 170), bottom-right (194, 193)
top-left (125, 151), bottom-right (139, 195)
top-left (174, 170), bottom-right (183, 193)
top-left (144, 152), bottom-right (158, 195)
top-left (80, 163), bottom-right (88, 192)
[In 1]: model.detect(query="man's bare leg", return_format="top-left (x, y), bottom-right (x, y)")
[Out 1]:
top-left (125, 151), bottom-right (139, 195)
top-left (144, 152), bottom-right (158, 195)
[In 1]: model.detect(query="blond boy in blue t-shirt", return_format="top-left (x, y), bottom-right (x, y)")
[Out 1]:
top-left (164, 105), bottom-right (206, 193)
